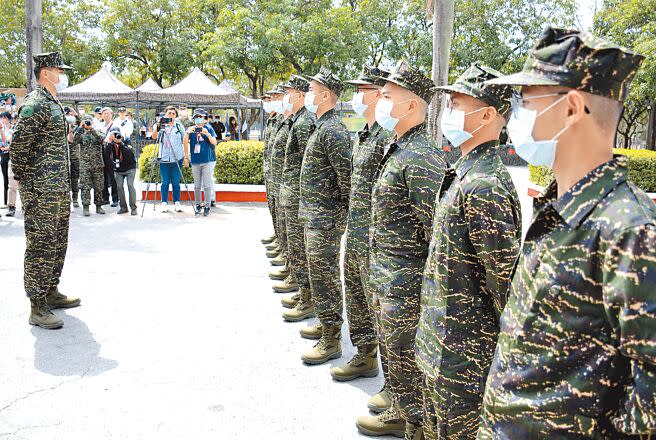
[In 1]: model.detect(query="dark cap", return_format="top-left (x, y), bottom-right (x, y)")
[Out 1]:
top-left (486, 26), bottom-right (644, 102)
top-left (438, 63), bottom-right (514, 115)
top-left (308, 67), bottom-right (344, 96)
top-left (63, 106), bottom-right (72, 114)
top-left (346, 66), bottom-right (390, 87)
top-left (33, 52), bottom-right (72, 70)
top-left (94, 106), bottom-right (102, 114)
top-left (193, 108), bottom-right (208, 117)
top-left (118, 106), bottom-right (127, 112)
top-left (81, 114), bottom-right (94, 122)
top-left (108, 127), bottom-right (121, 135)
top-left (289, 75), bottom-right (310, 93)
top-left (385, 61), bottom-right (437, 103)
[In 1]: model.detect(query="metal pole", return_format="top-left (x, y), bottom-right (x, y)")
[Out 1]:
top-left (25, 0), bottom-right (43, 93)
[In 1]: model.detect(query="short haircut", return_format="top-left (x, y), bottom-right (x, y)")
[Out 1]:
top-left (34, 67), bottom-right (43, 80)
top-left (0, 111), bottom-right (12, 120)
top-left (164, 105), bottom-right (178, 117)
top-left (585, 92), bottom-right (623, 133)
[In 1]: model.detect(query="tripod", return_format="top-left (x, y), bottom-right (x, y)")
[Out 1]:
top-left (141, 125), bottom-right (194, 217)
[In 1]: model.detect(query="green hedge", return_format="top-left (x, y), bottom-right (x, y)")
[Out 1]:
top-left (138, 141), bottom-right (264, 185)
top-left (529, 148), bottom-right (656, 192)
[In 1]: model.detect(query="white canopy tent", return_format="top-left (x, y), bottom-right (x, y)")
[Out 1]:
top-left (58, 62), bottom-right (136, 103)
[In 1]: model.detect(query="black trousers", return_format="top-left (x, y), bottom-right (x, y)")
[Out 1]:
top-left (1, 154), bottom-right (8, 205)
top-left (102, 161), bottom-right (118, 204)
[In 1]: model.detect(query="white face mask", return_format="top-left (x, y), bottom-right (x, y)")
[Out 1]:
top-left (507, 95), bottom-right (568, 169)
top-left (375, 98), bottom-right (412, 131)
top-left (282, 94), bottom-right (293, 113)
top-left (46, 71), bottom-right (69, 92)
top-left (304, 92), bottom-right (319, 114)
top-left (440, 106), bottom-right (487, 147)
top-left (351, 90), bottom-right (377, 117)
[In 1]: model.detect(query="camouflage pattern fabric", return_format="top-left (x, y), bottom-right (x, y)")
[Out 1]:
top-left (69, 135), bottom-right (80, 200)
top-left (479, 155), bottom-right (656, 439)
top-left (33, 51), bottom-right (71, 69)
top-left (345, 121), bottom-right (393, 352)
top-left (299, 108), bottom-right (351, 326)
top-left (280, 107), bottom-right (316, 298)
top-left (308, 67), bottom-right (344, 96)
top-left (270, 116), bottom-right (294, 256)
top-left (264, 114), bottom-right (284, 238)
top-left (415, 141), bottom-right (522, 439)
top-left (383, 61), bottom-right (438, 104)
top-left (10, 86), bottom-right (71, 299)
top-left (369, 123), bottom-right (447, 428)
top-left (73, 125), bottom-right (105, 207)
top-left (486, 26), bottom-right (644, 102)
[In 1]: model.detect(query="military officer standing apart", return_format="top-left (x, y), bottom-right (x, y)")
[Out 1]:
top-left (298, 67), bottom-right (352, 365)
top-left (356, 61), bottom-right (447, 440)
top-left (330, 67), bottom-right (393, 387)
top-left (279, 75), bottom-right (318, 322)
top-left (478, 27), bottom-right (656, 439)
top-left (74, 115), bottom-right (107, 217)
top-left (415, 64), bottom-right (521, 440)
top-left (10, 52), bottom-right (81, 330)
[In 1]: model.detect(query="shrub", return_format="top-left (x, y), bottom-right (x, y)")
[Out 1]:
top-left (138, 141), bottom-right (265, 185)
top-left (529, 148), bottom-right (656, 192)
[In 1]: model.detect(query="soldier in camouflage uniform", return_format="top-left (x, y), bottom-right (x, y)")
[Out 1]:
top-left (278, 75), bottom-right (318, 320)
top-left (478, 27), bottom-right (656, 439)
top-left (261, 94), bottom-right (278, 245)
top-left (10, 52), bottom-right (81, 330)
top-left (264, 88), bottom-right (286, 263)
top-left (414, 64), bottom-right (522, 440)
top-left (330, 67), bottom-right (394, 386)
top-left (356, 61), bottom-right (447, 440)
top-left (65, 107), bottom-right (81, 207)
top-left (74, 115), bottom-right (107, 216)
top-left (298, 67), bottom-right (352, 365)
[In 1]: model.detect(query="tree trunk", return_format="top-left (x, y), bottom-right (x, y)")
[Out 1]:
top-left (427, 0), bottom-right (455, 142)
top-left (647, 101), bottom-right (656, 151)
top-left (25, 0), bottom-right (43, 92)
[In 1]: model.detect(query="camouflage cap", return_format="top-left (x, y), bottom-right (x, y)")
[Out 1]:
top-left (486, 26), bottom-right (644, 102)
top-left (289, 74), bottom-right (310, 92)
top-left (81, 114), bottom-right (94, 122)
top-left (308, 67), bottom-right (344, 96)
top-left (33, 52), bottom-right (72, 70)
top-left (346, 66), bottom-right (390, 87)
top-left (384, 60), bottom-right (437, 103)
top-left (438, 63), bottom-right (514, 115)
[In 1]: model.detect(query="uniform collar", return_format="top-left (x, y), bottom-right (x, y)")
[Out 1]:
top-left (393, 122), bottom-right (426, 150)
top-left (315, 108), bottom-right (337, 129)
top-left (37, 85), bottom-right (57, 103)
top-left (453, 140), bottom-right (498, 179)
top-left (536, 155), bottom-right (629, 229)
top-left (290, 107), bottom-right (307, 124)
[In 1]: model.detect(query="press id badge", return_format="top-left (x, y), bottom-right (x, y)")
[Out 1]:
top-left (194, 143), bottom-right (201, 154)
top-left (115, 159), bottom-right (120, 169)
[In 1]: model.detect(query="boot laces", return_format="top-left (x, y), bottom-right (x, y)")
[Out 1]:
top-left (348, 350), bottom-right (368, 366)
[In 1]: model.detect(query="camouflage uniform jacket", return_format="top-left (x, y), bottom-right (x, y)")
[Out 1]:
top-left (280, 107), bottom-right (315, 207)
top-left (264, 114), bottom-right (284, 183)
top-left (299, 108), bottom-right (352, 229)
top-left (479, 155), bottom-right (656, 439)
top-left (369, 124), bottom-right (447, 336)
top-left (10, 86), bottom-right (70, 191)
top-left (415, 140), bottom-right (521, 394)
top-left (268, 115), bottom-right (293, 198)
top-left (73, 128), bottom-right (105, 170)
top-left (346, 122), bottom-right (393, 253)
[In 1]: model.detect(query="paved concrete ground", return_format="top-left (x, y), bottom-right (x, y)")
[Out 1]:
top-left (0, 167), bottom-right (532, 440)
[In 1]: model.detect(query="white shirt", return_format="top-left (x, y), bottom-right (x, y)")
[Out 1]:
top-left (113, 116), bottom-right (134, 140)
top-left (92, 117), bottom-right (104, 131)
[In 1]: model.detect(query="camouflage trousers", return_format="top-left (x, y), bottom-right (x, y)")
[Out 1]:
top-left (21, 186), bottom-right (70, 298)
top-left (422, 375), bottom-right (480, 440)
top-left (304, 225), bottom-right (344, 326)
top-left (283, 196), bottom-right (310, 293)
top-left (372, 261), bottom-right (424, 427)
top-left (80, 165), bottom-right (105, 207)
top-left (265, 181), bottom-right (278, 238)
top-left (274, 193), bottom-right (288, 256)
top-left (344, 229), bottom-right (378, 349)
top-left (70, 154), bottom-right (80, 201)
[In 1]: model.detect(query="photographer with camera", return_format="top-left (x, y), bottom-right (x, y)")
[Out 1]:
top-left (113, 107), bottom-right (134, 145)
top-left (74, 115), bottom-right (106, 217)
top-left (183, 109), bottom-right (217, 216)
top-left (106, 128), bottom-right (137, 215)
top-left (151, 106), bottom-right (186, 212)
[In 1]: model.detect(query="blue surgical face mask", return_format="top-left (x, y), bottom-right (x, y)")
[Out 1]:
top-left (375, 98), bottom-right (412, 131)
top-left (440, 106), bottom-right (486, 147)
top-left (304, 92), bottom-right (318, 114)
top-left (507, 95), bottom-right (568, 168)
top-left (351, 90), bottom-right (378, 117)
top-left (195, 117), bottom-right (205, 124)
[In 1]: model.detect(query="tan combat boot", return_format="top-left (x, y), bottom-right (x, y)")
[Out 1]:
top-left (96, 205), bottom-right (106, 214)
top-left (273, 274), bottom-right (299, 293)
top-left (356, 406), bottom-right (405, 438)
top-left (299, 322), bottom-right (322, 340)
top-left (282, 300), bottom-right (315, 322)
top-left (269, 266), bottom-right (290, 281)
top-left (301, 324), bottom-right (342, 365)
top-left (330, 344), bottom-right (379, 381)
top-left (261, 234), bottom-right (276, 245)
top-left (45, 287), bottom-right (81, 309)
top-left (270, 253), bottom-right (287, 267)
top-left (281, 292), bottom-right (300, 309)
top-left (265, 247), bottom-right (281, 258)
top-left (265, 239), bottom-right (279, 250)
top-left (368, 386), bottom-right (392, 413)
top-left (83, 205), bottom-right (90, 216)
top-left (29, 297), bottom-right (64, 329)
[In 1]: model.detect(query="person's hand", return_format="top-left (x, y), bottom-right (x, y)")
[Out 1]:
top-left (201, 128), bottom-right (210, 136)
top-left (187, 127), bottom-right (195, 134)
top-left (183, 157), bottom-right (190, 168)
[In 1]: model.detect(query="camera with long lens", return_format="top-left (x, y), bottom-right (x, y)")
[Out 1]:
top-left (84, 120), bottom-right (91, 127)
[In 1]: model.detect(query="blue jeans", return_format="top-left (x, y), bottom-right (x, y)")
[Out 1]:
top-left (160, 160), bottom-right (183, 203)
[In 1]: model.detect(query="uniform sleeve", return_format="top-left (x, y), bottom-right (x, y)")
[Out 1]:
top-left (464, 181), bottom-right (521, 318)
top-left (9, 103), bottom-right (44, 180)
top-left (325, 127), bottom-right (352, 209)
top-left (403, 154), bottom-right (445, 239)
top-left (604, 224), bottom-right (656, 435)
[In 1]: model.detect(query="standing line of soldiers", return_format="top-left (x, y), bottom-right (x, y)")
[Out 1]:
top-left (260, 26), bottom-right (656, 440)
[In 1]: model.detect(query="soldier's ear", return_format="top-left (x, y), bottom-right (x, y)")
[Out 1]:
top-left (480, 106), bottom-right (498, 125)
top-left (565, 90), bottom-right (588, 126)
